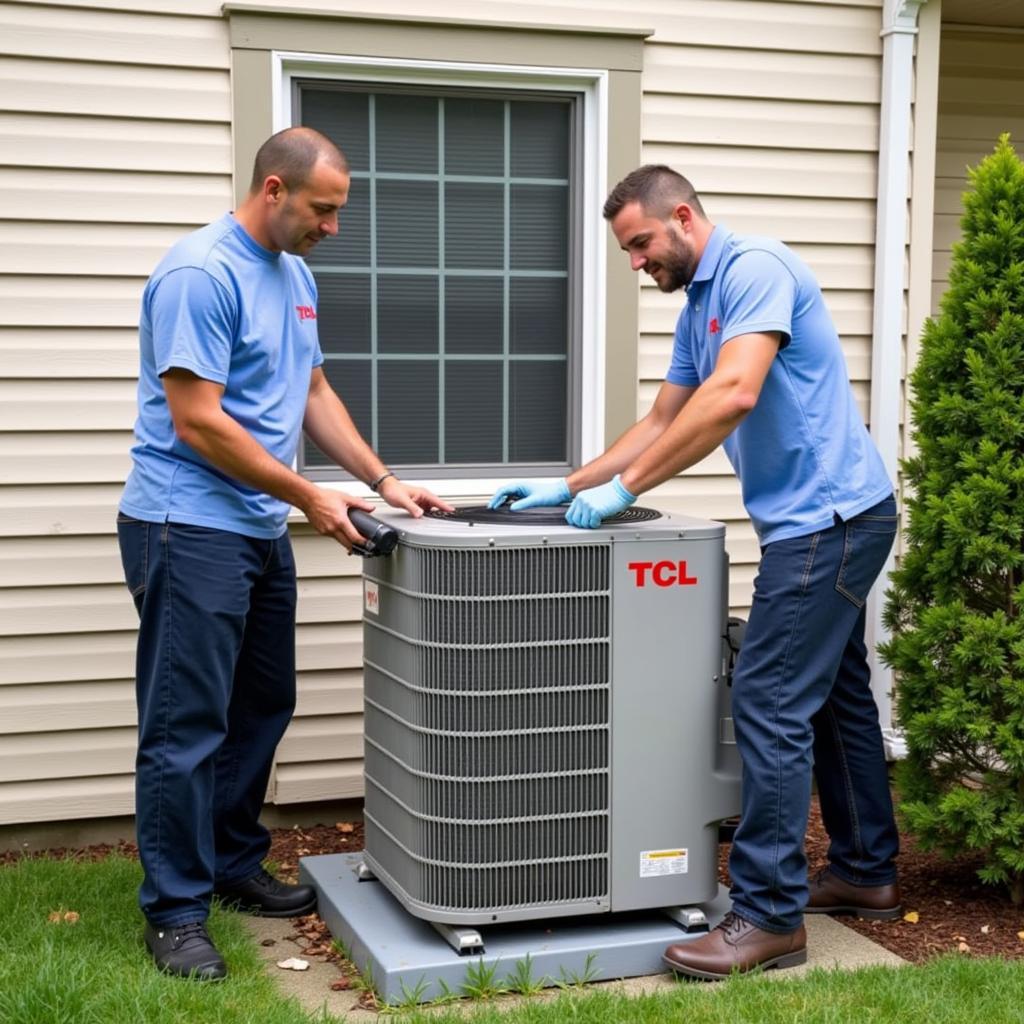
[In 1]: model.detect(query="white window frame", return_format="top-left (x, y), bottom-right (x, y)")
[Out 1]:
top-left (273, 51), bottom-right (608, 500)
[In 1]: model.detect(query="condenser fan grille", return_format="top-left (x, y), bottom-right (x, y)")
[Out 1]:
top-left (428, 504), bottom-right (662, 526)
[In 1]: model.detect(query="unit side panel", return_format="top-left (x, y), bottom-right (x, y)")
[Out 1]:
top-left (609, 535), bottom-right (733, 911)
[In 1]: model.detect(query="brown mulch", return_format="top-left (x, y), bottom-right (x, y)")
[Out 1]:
top-left (811, 805), bottom-right (1024, 962)
top-left (6, 802), bottom-right (1024, 966)
top-left (740, 800), bottom-right (1024, 963)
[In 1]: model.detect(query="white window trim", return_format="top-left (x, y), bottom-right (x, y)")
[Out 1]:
top-left (273, 50), bottom-right (608, 499)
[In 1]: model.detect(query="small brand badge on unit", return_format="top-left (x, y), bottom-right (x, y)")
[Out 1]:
top-left (640, 848), bottom-right (688, 877)
top-left (364, 580), bottom-right (380, 615)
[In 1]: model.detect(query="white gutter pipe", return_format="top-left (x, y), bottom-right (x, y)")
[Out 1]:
top-left (867, 0), bottom-right (926, 760)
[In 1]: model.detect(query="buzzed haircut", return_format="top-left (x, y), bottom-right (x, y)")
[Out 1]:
top-left (249, 126), bottom-right (349, 193)
top-left (603, 164), bottom-right (705, 221)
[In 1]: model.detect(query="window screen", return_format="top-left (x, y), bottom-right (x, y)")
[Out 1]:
top-left (297, 83), bottom-right (579, 476)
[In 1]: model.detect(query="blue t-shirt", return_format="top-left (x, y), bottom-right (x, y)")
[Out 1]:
top-left (119, 214), bottom-right (324, 538)
top-left (666, 227), bottom-right (892, 545)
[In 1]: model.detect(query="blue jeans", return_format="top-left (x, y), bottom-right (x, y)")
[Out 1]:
top-left (117, 517), bottom-right (297, 927)
top-left (728, 496), bottom-right (899, 934)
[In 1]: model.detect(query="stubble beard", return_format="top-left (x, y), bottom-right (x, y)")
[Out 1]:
top-left (655, 234), bottom-right (698, 293)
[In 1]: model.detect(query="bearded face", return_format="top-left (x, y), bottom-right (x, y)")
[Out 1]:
top-left (646, 229), bottom-right (700, 293)
top-left (610, 201), bottom-right (701, 294)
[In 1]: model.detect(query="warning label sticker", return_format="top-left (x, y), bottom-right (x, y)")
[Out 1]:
top-left (364, 580), bottom-right (380, 616)
top-left (640, 848), bottom-right (688, 878)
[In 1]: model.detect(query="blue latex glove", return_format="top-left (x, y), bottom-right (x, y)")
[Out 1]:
top-left (488, 477), bottom-right (571, 511)
top-left (565, 475), bottom-right (636, 528)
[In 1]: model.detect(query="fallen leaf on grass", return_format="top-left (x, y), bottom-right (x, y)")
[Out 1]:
top-left (277, 957), bottom-right (310, 971)
top-left (958, 942), bottom-right (970, 953)
top-left (47, 910), bottom-right (80, 924)
top-left (903, 911), bottom-right (920, 924)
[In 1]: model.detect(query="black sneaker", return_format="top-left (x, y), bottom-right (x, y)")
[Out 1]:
top-left (144, 921), bottom-right (227, 981)
top-left (214, 866), bottom-right (317, 918)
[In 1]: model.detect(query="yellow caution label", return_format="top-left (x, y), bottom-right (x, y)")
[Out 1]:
top-left (640, 848), bottom-right (688, 877)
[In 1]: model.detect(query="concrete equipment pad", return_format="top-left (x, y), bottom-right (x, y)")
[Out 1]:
top-left (301, 852), bottom-right (733, 1005)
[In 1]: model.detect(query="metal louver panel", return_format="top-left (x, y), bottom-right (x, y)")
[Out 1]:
top-left (363, 543), bottom-right (611, 922)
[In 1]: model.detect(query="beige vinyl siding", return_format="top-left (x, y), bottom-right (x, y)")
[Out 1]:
top-left (0, 1), bottom-right (251, 825)
top-left (932, 27), bottom-right (1024, 313)
top-left (0, 0), bottom-right (885, 826)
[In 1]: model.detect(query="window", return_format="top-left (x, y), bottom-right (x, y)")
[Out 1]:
top-left (225, 9), bottom-right (647, 488)
top-left (296, 82), bottom-right (582, 478)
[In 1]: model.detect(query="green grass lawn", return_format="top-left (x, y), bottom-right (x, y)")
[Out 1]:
top-left (0, 854), bottom-right (317, 1024)
top-left (3, 854), bottom-right (1024, 1024)
top-left (405, 956), bottom-right (1024, 1023)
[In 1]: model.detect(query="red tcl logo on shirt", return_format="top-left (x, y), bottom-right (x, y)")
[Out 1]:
top-left (296, 305), bottom-right (317, 321)
top-left (627, 561), bottom-right (699, 587)
top-left (709, 318), bottom-right (721, 334)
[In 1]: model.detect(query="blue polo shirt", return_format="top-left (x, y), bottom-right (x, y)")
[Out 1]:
top-left (667, 227), bottom-right (891, 544)
top-left (119, 214), bottom-right (324, 539)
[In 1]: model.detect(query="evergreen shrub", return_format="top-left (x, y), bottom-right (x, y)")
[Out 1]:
top-left (881, 135), bottom-right (1024, 905)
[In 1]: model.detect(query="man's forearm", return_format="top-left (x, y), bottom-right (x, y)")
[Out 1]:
top-left (567, 415), bottom-right (668, 495)
top-left (303, 382), bottom-right (387, 486)
top-left (178, 407), bottom-right (318, 511)
top-left (613, 334), bottom-right (775, 497)
top-left (619, 377), bottom-right (751, 496)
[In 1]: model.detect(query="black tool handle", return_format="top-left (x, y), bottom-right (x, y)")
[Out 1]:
top-left (348, 508), bottom-right (399, 557)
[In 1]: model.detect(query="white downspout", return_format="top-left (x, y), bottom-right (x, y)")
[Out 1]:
top-left (867, 0), bottom-right (925, 760)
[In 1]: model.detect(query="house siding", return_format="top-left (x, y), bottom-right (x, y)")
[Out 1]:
top-left (0, 0), bottom-right (885, 824)
top-left (932, 26), bottom-right (1024, 311)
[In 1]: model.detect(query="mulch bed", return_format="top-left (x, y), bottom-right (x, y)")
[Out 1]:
top-left (799, 802), bottom-right (1024, 962)
top-left (6, 799), bottom-right (1024, 967)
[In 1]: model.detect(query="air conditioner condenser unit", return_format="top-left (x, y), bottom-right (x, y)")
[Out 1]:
top-left (359, 504), bottom-right (742, 930)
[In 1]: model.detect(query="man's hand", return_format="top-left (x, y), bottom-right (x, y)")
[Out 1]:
top-left (378, 476), bottom-right (454, 518)
top-left (565, 475), bottom-right (636, 529)
top-left (301, 488), bottom-right (376, 552)
top-left (488, 478), bottom-right (571, 511)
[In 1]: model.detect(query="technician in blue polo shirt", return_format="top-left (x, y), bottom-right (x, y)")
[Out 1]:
top-left (118, 127), bottom-right (450, 982)
top-left (491, 165), bottom-right (900, 978)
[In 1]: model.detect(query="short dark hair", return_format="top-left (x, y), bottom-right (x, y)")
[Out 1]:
top-left (603, 164), bottom-right (705, 221)
top-left (249, 127), bottom-right (349, 193)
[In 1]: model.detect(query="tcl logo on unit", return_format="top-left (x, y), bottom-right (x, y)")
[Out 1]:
top-left (627, 561), bottom-right (698, 588)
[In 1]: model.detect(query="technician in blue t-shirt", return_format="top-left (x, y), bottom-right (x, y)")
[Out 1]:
top-left (118, 127), bottom-right (451, 982)
top-left (491, 165), bottom-right (901, 978)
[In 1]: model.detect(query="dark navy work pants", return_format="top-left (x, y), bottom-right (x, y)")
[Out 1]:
top-left (117, 516), bottom-right (297, 927)
top-left (727, 495), bottom-right (900, 934)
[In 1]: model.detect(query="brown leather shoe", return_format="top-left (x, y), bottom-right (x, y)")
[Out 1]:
top-left (663, 911), bottom-right (806, 981)
top-left (805, 867), bottom-right (902, 921)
